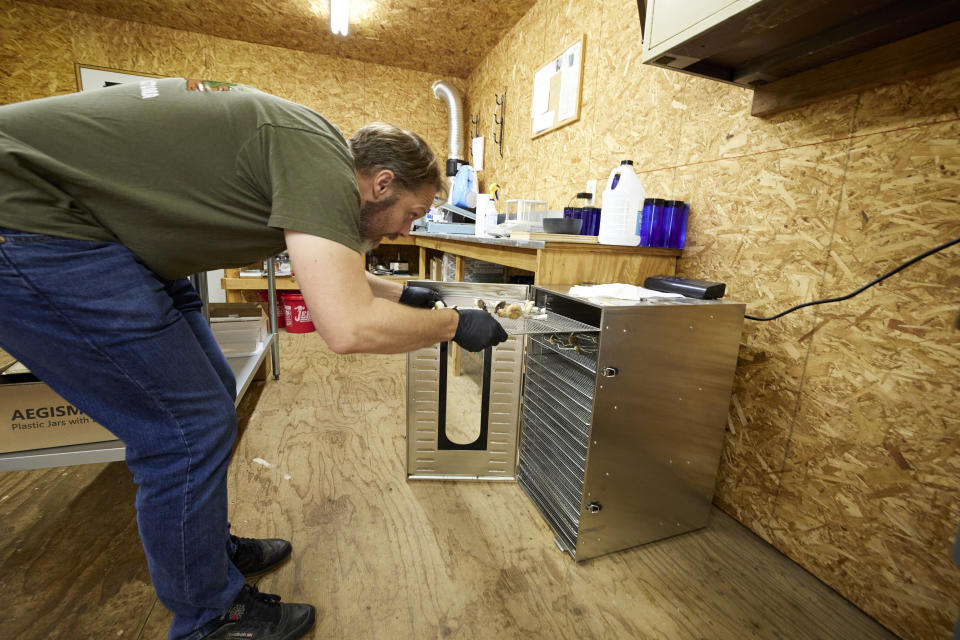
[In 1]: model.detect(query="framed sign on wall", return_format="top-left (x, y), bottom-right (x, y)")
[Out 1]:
top-left (530, 35), bottom-right (585, 139)
top-left (74, 64), bottom-right (166, 92)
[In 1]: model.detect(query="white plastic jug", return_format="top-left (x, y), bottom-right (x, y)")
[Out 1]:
top-left (599, 160), bottom-right (644, 246)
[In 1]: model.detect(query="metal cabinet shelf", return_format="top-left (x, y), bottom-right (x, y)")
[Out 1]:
top-left (0, 334), bottom-right (276, 472)
top-left (0, 260), bottom-right (283, 473)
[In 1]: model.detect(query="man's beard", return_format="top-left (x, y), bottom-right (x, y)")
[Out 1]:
top-left (357, 194), bottom-right (399, 253)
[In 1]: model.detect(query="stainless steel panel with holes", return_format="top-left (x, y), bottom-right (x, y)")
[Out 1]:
top-left (405, 282), bottom-right (744, 562)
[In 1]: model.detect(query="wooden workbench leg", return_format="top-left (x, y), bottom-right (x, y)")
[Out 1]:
top-left (223, 268), bottom-right (246, 302)
top-left (534, 250), bottom-right (545, 286)
top-left (418, 247), bottom-right (427, 280)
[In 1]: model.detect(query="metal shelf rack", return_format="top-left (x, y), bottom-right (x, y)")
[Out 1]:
top-left (0, 334), bottom-right (276, 472)
top-left (0, 259), bottom-right (283, 473)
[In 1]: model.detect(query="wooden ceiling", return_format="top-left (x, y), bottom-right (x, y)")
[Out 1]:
top-left (21, 0), bottom-right (538, 78)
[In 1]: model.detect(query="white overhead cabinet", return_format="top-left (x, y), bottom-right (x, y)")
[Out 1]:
top-left (639, 0), bottom-right (960, 114)
top-left (642, 0), bottom-right (760, 76)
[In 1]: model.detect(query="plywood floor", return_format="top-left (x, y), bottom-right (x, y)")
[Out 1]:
top-left (0, 332), bottom-right (899, 640)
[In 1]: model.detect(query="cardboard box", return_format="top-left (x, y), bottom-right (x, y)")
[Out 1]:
top-left (0, 366), bottom-right (116, 454)
top-left (209, 303), bottom-right (269, 357)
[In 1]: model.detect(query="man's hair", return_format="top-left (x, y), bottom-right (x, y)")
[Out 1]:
top-left (348, 123), bottom-right (446, 199)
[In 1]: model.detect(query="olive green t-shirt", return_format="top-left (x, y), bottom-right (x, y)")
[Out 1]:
top-left (0, 78), bottom-right (361, 279)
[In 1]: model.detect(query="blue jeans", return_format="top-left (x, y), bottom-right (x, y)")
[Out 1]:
top-left (0, 228), bottom-right (245, 640)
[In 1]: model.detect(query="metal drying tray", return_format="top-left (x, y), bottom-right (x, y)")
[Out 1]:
top-left (497, 309), bottom-right (598, 336)
top-left (418, 281), bottom-right (600, 336)
top-left (442, 297), bottom-right (598, 336)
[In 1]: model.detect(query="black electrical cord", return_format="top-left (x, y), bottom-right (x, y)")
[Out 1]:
top-left (744, 236), bottom-right (959, 322)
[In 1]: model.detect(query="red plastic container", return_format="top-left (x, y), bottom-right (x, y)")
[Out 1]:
top-left (282, 293), bottom-right (315, 333)
top-left (256, 290), bottom-right (285, 328)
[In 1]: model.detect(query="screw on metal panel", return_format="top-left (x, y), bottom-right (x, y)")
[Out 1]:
top-left (686, 460), bottom-right (690, 464)
top-left (676, 522), bottom-right (681, 527)
top-left (593, 440), bottom-right (597, 445)
top-left (689, 325), bottom-right (694, 330)
top-left (614, 405), bottom-right (618, 410)
top-left (605, 472), bottom-right (610, 476)
top-left (623, 329), bottom-right (626, 332)
top-left (710, 314), bottom-right (715, 319)
top-left (600, 385), bottom-right (604, 389)
top-left (698, 387), bottom-right (703, 391)
top-left (669, 459), bottom-right (673, 464)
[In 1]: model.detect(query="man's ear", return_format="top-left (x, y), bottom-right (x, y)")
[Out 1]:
top-left (371, 169), bottom-right (395, 201)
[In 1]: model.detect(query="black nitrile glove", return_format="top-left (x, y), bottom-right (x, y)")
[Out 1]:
top-left (452, 308), bottom-right (509, 352)
top-left (399, 284), bottom-right (445, 309)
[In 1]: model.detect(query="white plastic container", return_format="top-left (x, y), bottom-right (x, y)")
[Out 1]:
top-left (599, 160), bottom-right (644, 246)
top-left (474, 194), bottom-right (498, 237)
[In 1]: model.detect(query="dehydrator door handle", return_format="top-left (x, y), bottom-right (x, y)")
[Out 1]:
top-left (601, 367), bottom-right (619, 378)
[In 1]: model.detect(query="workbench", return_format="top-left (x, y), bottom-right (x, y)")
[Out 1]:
top-left (221, 233), bottom-right (680, 300)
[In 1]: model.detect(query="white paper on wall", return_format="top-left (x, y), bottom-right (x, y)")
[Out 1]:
top-left (472, 136), bottom-right (485, 171)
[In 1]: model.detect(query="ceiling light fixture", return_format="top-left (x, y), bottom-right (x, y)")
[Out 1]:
top-left (330, 0), bottom-right (349, 36)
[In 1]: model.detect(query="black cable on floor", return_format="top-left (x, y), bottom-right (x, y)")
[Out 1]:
top-left (744, 236), bottom-right (959, 322)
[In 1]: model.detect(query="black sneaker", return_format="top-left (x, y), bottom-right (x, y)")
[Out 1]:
top-left (230, 535), bottom-right (292, 577)
top-left (201, 584), bottom-right (315, 640)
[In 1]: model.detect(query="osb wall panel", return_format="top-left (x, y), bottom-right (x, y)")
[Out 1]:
top-left (533, 1), bottom-right (603, 210)
top-left (466, 0), bottom-right (960, 637)
top-left (672, 143), bottom-right (849, 537)
top-left (677, 72), bottom-right (858, 165)
top-left (773, 121), bottom-right (960, 638)
top-left (588, 4), bottom-right (686, 179)
top-left (854, 65), bottom-right (960, 135)
top-left (0, 0), bottom-right (460, 170)
top-left (466, 0), bottom-right (547, 204)
top-left (0, 0), bottom-right (74, 99)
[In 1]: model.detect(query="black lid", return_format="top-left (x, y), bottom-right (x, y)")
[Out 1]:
top-left (576, 191), bottom-right (592, 199)
top-left (653, 198), bottom-right (667, 205)
top-left (620, 160), bottom-right (634, 166)
top-left (665, 199), bottom-right (685, 206)
top-left (643, 198), bottom-right (656, 204)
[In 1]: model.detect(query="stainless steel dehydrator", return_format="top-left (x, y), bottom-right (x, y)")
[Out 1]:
top-left (406, 282), bottom-right (744, 562)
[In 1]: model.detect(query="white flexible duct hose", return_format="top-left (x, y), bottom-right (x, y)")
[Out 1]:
top-left (432, 80), bottom-right (464, 171)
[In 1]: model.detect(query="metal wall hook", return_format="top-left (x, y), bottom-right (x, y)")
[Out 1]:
top-left (493, 90), bottom-right (506, 158)
top-left (471, 113), bottom-right (480, 138)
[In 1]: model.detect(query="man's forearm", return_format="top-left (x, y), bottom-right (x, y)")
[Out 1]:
top-left (365, 270), bottom-right (404, 302)
top-left (286, 230), bottom-right (456, 354)
top-left (338, 298), bottom-right (458, 354)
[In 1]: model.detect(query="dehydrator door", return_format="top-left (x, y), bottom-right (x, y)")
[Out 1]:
top-left (406, 282), bottom-right (528, 480)
top-left (404, 281), bottom-right (600, 482)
